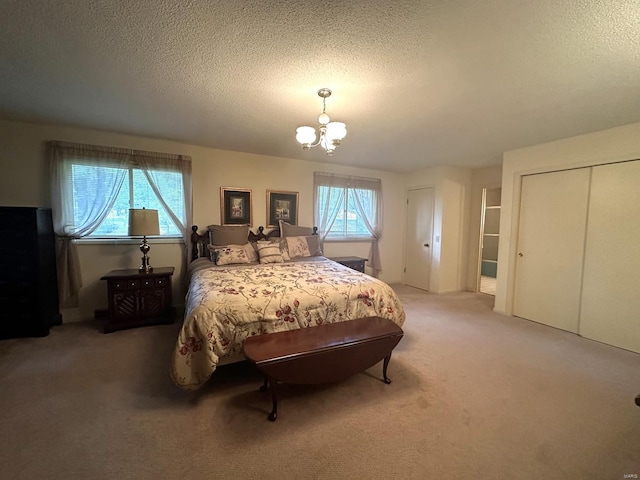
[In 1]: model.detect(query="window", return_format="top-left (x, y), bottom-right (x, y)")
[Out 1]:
top-left (314, 172), bottom-right (382, 240)
top-left (50, 142), bottom-right (191, 239)
top-left (72, 163), bottom-right (184, 237)
top-left (316, 185), bottom-right (375, 238)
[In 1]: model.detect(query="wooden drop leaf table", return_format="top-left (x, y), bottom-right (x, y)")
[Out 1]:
top-left (243, 316), bottom-right (403, 421)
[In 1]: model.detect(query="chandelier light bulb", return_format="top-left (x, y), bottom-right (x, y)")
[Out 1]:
top-left (318, 112), bottom-right (330, 125)
top-left (296, 126), bottom-right (316, 145)
top-left (325, 121), bottom-right (347, 141)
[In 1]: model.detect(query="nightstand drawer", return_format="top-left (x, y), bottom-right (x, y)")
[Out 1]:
top-left (114, 279), bottom-right (140, 290)
top-left (329, 256), bottom-right (367, 273)
top-left (138, 277), bottom-right (169, 289)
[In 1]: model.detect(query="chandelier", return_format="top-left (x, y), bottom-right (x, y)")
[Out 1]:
top-left (295, 88), bottom-right (347, 156)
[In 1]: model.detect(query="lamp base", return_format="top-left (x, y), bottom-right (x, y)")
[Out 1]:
top-left (139, 237), bottom-right (153, 273)
top-left (139, 253), bottom-right (153, 273)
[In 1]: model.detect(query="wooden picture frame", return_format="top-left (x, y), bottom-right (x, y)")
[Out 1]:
top-left (221, 187), bottom-right (252, 225)
top-left (267, 190), bottom-right (299, 227)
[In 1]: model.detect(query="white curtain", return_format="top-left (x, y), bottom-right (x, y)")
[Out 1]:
top-left (313, 172), bottom-right (345, 248)
top-left (313, 172), bottom-right (383, 276)
top-left (351, 177), bottom-right (383, 277)
top-left (136, 153), bottom-right (193, 277)
top-left (50, 143), bottom-right (129, 307)
top-left (49, 141), bottom-right (192, 308)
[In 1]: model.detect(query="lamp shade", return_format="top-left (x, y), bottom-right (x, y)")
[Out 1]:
top-left (128, 208), bottom-right (160, 236)
top-left (326, 121), bottom-right (347, 141)
top-left (296, 126), bottom-right (316, 145)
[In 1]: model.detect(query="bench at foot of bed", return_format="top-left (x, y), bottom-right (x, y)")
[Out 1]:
top-left (242, 316), bottom-right (403, 421)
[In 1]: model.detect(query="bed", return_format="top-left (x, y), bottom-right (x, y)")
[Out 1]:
top-left (170, 223), bottom-right (406, 391)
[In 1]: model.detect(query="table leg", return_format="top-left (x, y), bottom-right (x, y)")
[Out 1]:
top-left (259, 375), bottom-right (269, 392)
top-left (382, 353), bottom-right (392, 384)
top-left (267, 376), bottom-right (278, 421)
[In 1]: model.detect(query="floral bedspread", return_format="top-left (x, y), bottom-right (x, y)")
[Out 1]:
top-left (170, 257), bottom-right (405, 390)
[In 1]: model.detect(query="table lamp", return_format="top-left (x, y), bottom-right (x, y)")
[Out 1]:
top-left (128, 208), bottom-right (160, 273)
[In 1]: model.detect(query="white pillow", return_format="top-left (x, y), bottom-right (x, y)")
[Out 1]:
top-left (207, 243), bottom-right (258, 263)
top-left (213, 246), bottom-right (252, 266)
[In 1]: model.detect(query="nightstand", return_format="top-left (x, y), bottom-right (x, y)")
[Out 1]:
top-left (99, 267), bottom-right (175, 333)
top-left (329, 256), bottom-right (367, 273)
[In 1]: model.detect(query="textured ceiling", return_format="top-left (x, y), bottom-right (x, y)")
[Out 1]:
top-left (1, 0), bottom-right (639, 172)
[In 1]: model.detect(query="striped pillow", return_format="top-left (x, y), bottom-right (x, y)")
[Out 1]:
top-left (256, 242), bottom-right (284, 264)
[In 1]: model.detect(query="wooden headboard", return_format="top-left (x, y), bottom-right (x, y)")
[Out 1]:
top-left (190, 225), bottom-right (278, 262)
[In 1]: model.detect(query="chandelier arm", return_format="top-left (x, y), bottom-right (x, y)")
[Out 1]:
top-left (305, 126), bottom-right (327, 149)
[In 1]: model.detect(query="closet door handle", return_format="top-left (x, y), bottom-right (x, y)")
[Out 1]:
top-left (424, 243), bottom-right (430, 247)
top-left (518, 252), bottom-right (524, 257)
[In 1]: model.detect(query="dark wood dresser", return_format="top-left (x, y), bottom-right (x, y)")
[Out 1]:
top-left (100, 267), bottom-right (175, 333)
top-left (0, 206), bottom-right (62, 338)
top-left (329, 256), bottom-right (367, 273)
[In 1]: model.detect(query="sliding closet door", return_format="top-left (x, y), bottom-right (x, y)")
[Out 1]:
top-left (513, 169), bottom-right (591, 332)
top-left (579, 160), bottom-right (640, 353)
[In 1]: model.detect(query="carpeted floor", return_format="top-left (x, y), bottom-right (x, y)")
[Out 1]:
top-left (0, 286), bottom-right (638, 479)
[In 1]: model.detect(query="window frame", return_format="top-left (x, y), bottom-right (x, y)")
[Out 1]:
top-left (321, 185), bottom-right (376, 241)
top-left (314, 172), bottom-right (382, 242)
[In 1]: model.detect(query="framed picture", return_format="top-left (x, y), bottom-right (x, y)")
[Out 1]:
top-left (267, 190), bottom-right (299, 227)
top-left (221, 187), bottom-right (252, 225)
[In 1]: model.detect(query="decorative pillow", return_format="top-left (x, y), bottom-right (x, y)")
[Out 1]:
top-left (212, 246), bottom-right (252, 266)
top-left (305, 235), bottom-right (323, 256)
top-left (256, 239), bottom-right (290, 261)
top-left (256, 242), bottom-right (284, 264)
top-left (286, 236), bottom-right (311, 258)
top-left (285, 235), bottom-right (322, 258)
top-left (207, 225), bottom-right (250, 246)
top-left (277, 238), bottom-right (291, 261)
top-left (279, 220), bottom-right (314, 237)
top-left (207, 243), bottom-right (258, 263)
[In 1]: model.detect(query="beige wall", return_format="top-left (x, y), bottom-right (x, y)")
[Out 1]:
top-left (0, 119), bottom-right (406, 323)
top-left (495, 121), bottom-right (640, 314)
top-left (405, 166), bottom-right (473, 293)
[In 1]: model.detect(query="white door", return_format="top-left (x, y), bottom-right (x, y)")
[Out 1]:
top-left (579, 160), bottom-right (640, 353)
top-left (513, 169), bottom-right (591, 332)
top-left (404, 187), bottom-right (434, 291)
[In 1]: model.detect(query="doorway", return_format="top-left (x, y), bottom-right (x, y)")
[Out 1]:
top-left (478, 187), bottom-right (501, 295)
